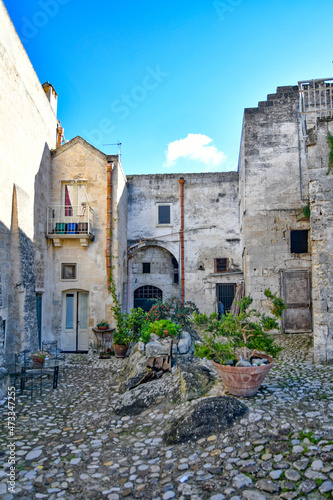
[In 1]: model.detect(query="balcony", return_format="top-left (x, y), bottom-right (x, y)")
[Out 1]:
top-left (47, 204), bottom-right (94, 247)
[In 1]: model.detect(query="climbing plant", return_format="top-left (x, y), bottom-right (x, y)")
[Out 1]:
top-left (302, 202), bottom-right (310, 219)
top-left (327, 132), bottom-right (333, 175)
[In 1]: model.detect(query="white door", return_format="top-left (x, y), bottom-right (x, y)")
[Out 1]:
top-left (62, 291), bottom-right (89, 351)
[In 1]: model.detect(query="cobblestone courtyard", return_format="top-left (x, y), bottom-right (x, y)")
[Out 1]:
top-left (1, 333), bottom-right (333, 500)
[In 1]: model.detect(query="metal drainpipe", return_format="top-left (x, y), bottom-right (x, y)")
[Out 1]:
top-left (178, 178), bottom-right (185, 302)
top-left (56, 125), bottom-right (63, 148)
top-left (106, 161), bottom-right (113, 291)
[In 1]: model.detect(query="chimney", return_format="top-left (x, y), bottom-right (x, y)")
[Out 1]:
top-left (42, 81), bottom-right (58, 116)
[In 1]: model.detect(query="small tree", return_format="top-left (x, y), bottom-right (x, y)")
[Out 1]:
top-left (194, 289), bottom-right (285, 364)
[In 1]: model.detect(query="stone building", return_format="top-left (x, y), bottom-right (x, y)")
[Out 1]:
top-left (239, 81), bottom-right (333, 362)
top-left (1, 1), bottom-right (333, 398)
top-left (125, 172), bottom-right (242, 315)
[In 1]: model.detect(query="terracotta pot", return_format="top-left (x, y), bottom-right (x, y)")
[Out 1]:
top-left (97, 326), bottom-right (109, 331)
top-left (113, 344), bottom-right (129, 358)
top-left (32, 357), bottom-right (44, 365)
top-left (212, 354), bottom-right (274, 397)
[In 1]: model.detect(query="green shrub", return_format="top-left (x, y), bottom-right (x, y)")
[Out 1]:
top-left (194, 289), bottom-right (285, 364)
top-left (146, 319), bottom-right (181, 339)
top-left (146, 297), bottom-right (199, 326)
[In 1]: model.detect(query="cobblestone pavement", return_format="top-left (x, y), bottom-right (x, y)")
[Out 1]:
top-left (1, 333), bottom-right (333, 500)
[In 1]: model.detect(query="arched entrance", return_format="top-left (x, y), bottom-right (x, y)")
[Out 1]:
top-left (134, 286), bottom-right (162, 312)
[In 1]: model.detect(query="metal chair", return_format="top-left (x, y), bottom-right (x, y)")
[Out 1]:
top-left (42, 340), bottom-right (66, 380)
top-left (19, 351), bottom-right (44, 400)
top-left (8, 352), bottom-right (25, 389)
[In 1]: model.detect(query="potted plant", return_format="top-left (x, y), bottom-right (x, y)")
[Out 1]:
top-left (112, 326), bottom-right (132, 358)
top-left (194, 290), bottom-right (285, 397)
top-left (97, 319), bottom-right (109, 331)
top-left (99, 348), bottom-right (113, 359)
top-left (146, 319), bottom-right (181, 339)
top-left (30, 350), bottom-right (49, 365)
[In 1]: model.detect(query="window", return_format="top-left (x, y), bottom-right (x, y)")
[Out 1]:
top-left (142, 263), bottom-right (151, 274)
top-left (290, 230), bottom-right (309, 254)
top-left (217, 284), bottom-right (235, 316)
top-left (61, 263), bottom-right (77, 280)
top-left (214, 258), bottom-right (229, 273)
top-left (62, 182), bottom-right (87, 217)
top-left (157, 203), bottom-right (172, 225)
top-left (134, 286), bottom-right (163, 312)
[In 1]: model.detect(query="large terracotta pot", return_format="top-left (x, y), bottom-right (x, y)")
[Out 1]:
top-left (212, 354), bottom-right (274, 397)
top-left (113, 344), bottom-right (129, 358)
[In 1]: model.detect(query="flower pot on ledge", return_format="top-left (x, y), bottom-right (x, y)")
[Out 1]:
top-left (32, 357), bottom-right (45, 366)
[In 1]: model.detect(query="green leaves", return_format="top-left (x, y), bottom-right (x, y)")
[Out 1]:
top-left (146, 297), bottom-right (199, 326)
top-left (194, 290), bottom-right (285, 363)
top-left (327, 132), bottom-right (333, 175)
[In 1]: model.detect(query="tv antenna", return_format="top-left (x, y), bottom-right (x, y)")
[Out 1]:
top-left (103, 141), bottom-right (122, 158)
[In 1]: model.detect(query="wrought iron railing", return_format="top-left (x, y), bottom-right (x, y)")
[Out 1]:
top-left (47, 205), bottom-right (93, 236)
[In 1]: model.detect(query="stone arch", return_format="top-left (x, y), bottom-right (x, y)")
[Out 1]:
top-left (127, 243), bottom-right (179, 310)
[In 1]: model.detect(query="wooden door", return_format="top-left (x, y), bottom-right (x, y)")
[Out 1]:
top-left (281, 270), bottom-right (312, 333)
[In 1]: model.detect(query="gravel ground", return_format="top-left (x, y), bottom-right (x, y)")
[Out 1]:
top-left (0, 333), bottom-right (333, 500)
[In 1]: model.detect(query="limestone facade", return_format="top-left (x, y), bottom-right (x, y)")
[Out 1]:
top-left (126, 173), bottom-right (242, 314)
top-left (1, 0), bottom-right (333, 399)
top-left (0, 0), bottom-right (57, 396)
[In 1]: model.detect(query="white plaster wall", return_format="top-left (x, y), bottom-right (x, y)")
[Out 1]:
top-left (0, 0), bottom-right (57, 386)
top-left (0, 0), bottom-right (57, 234)
top-left (127, 173), bottom-right (243, 314)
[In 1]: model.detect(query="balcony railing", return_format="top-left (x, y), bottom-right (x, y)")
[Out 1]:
top-left (47, 205), bottom-right (94, 245)
top-left (299, 78), bottom-right (333, 128)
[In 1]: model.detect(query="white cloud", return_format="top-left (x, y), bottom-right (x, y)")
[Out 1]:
top-left (164, 133), bottom-right (227, 168)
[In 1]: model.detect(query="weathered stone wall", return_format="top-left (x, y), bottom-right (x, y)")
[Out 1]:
top-left (239, 86), bottom-right (311, 313)
top-left (0, 0), bottom-right (57, 394)
top-left (127, 173), bottom-right (242, 314)
top-left (46, 138), bottom-right (127, 347)
top-left (307, 121), bottom-right (333, 361)
top-left (111, 158), bottom-right (128, 313)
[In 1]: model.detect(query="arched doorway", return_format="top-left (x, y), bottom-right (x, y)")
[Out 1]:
top-left (134, 286), bottom-right (162, 312)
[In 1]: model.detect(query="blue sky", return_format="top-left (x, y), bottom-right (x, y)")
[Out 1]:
top-left (4, 0), bottom-right (333, 175)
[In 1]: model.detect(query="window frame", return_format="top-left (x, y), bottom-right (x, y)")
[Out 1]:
top-left (214, 258), bottom-right (229, 274)
top-left (290, 230), bottom-right (309, 254)
top-left (142, 262), bottom-right (151, 274)
top-left (61, 263), bottom-right (78, 281)
top-left (156, 203), bottom-right (173, 226)
top-left (62, 182), bottom-right (87, 218)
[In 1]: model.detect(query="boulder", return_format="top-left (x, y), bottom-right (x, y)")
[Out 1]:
top-left (177, 331), bottom-right (192, 354)
top-left (114, 360), bottom-right (216, 416)
top-left (164, 396), bottom-right (248, 444)
top-left (113, 372), bottom-right (179, 416)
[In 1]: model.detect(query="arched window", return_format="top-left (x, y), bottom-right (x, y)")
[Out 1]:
top-left (134, 286), bottom-right (163, 312)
